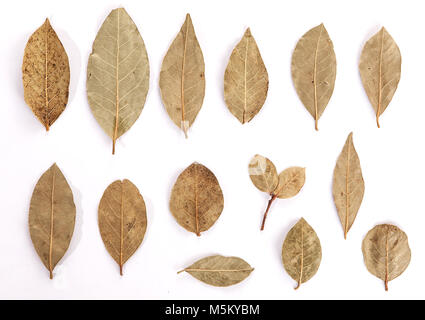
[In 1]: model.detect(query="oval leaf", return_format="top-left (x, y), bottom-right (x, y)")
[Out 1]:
top-left (224, 28), bottom-right (269, 124)
top-left (22, 18), bottom-right (70, 131)
top-left (98, 179), bottom-right (147, 275)
top-left (275, 167), bottom-right (305, 199)
top-left (178, 255), bottom-right (254, 287)
top-left (332, 132), bottom-right (365, 239)
top-left (159, 14), bottom-right (205, 138)
top-left (282, 218), bottom-right (321, 289)
top-left (248, 154), bottom-right (278, 194)
top-left (359, 27), bottom-right (401, 128)
top-left (29, 163), bottom-right (76, 279)
top-left (362, 224), bottom-right (411, 291)
top-left (170, 163), bottom-right (223, 236)
top-left (291, 24), bottom-right (336, 130)
top-left (87, 8), bottom-right (150, 154)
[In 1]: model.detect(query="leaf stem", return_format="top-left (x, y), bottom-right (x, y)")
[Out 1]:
top-left (260, 194), bottom-right (277, 231)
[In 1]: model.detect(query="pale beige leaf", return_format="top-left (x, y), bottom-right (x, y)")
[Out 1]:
top-left (291, 24), bottom-right (336, 130)
top-left (282, 218), bottom-right (322, 289)
top-left (332, 132), bottom-right (364, 239)
top-left (248, 154), bottom-right (278, 194)
top-left (224, 28), bottom-right (269, 124)
top-left (359, 27), bottom-right (401, 128)
top-left (159, 14), bottom-right (205, 138)
top-left (87, 8), bottom-right (150, 154)
top-left (98, 179), bottom-right (147, 275)
top-left (22, 19), bottom-right (70, 131)
top-left (170, 163), bottom-right (223, 236)
top-left (275, 167), bottom-right (306, 199)
top-left (178, 255), bottom-right (254, 287)
top-left (362, 224), bottom-right (411, 291)
top-left (29, 164), bottom-right (76, 279)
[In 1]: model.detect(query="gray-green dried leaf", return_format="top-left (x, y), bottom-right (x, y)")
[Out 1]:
top-left (29, 163), bottom-right (76, 279)
top-left (359, 27), bottom-right (401, 128)
top-left (291, 24), bottom-right (336, 130)
top-left (22, 18), bottom-right (70, 131)
top-left (98, 179), bottom-right (147, 275)
top-left (362, 224), bottom-right (411, 291)
top-left (248, 154), bottom-right (278, 193)
top-left (224, 28), bottom-right (268, 124)
top-left (87, 8), bottom-right (150, 154)
top-left (159, 14), bottom-right (205, 138)
top-left (282, 218), bottom-right (321, 290)
top-left (178, 255), bottom-right (254, 287)
top-left (332, 132), bottom-right (364, 239)
top-left (170, 163), bottom-right (223, 236)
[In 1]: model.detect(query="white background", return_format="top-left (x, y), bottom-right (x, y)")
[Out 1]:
top-left (0, 0), bottom-right (423, 300)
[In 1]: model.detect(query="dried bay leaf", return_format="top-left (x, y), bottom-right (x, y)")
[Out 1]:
top-left (22, 19), bottom-right (70, 131)
top-left (170, 163), bottom-right (223, 236)
top-left (224, 28), bottom-right (269, 124)
top-left (362, 224), bottom-right (411, 291)
top-left (359, 27), bottom-right (401, 128)
top-left (332, 132), bottom-right (364, 239)
top-left (29, 164), bottom-right (76, 279)
top-left (178, 255), bottom-right (254, 287)
top-left (249, 155), bottom-right (305, 230)
top-left (282, 218), bottom-right (321, 290)
top-left (291, 24), bottom-right (336, 130)
top-left (98, 179), bottom-right (147, 275)
top-left (87, 8), bottom-right (150, 154)
top-left (159, 14), bottom-right (205, 138)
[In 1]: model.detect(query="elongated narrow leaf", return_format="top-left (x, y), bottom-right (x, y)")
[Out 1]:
top-left (22, 19), bottom-right (70, 131)
top-left (178, 255), bottom-right (254, 287)
top-left (282, 218), bottom-right (321, 289)
top-left (29, 164), bottom-right (76, 279)
top-left (98, 179), bottom-right (147, 275)
top-left (275, 167), bottom-right (306, 199)
top-left (159, 14), bottom-right (205, 138)
top-left (87, 8), bottom-right (150, 154)
top-left (248, 154), bottom-right (278, 194)
top-left (362, 224), bottom-right (410, 291)
top-left (332, 132), bottom-right (364, 239)
top-left (359, 27), bottom-right (401, 128)
top-left (224, 28), bottom-right (269, 124)
top-left (170, 163), bottom-right (223, 236)
top-left (291, 24), bottom-right (336, 130)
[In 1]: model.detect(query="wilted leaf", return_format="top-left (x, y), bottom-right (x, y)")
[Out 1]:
top-left (29, 163), bottom-right (76, 279)
top-left (362, 224), bottom-right (411, 291)
top-left (248, 154), bottom-right (278, 194)
top-left (178, 255), bottom-right (254, 287)
top-left (275, 167), bottom-right (306, 199)
top-left (98, 179), bottom-right (147, 275)
top-left (87, 8), bottom-right (150, 154)
top-left (22, 19), bottom-right (70, 131)
top-left (170, 163), bottom-right (223, 236)
top-left (332, 132), bottom-right (364, 239)
top-left (291, 24), bottom-right (336, 130)
top-left (224, 28), bottom-right (269, 124)
top-left (359, 27), bottom-right (401, 128)
top-left (282, 218), bottom-right (322, 290)
top-left (159, 14), bottom-right (205, 138)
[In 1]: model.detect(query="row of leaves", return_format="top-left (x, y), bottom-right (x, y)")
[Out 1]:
top-left (28, 133), bottom-right (410, 290)
top-left (23, 8), bottom-right (401, 154)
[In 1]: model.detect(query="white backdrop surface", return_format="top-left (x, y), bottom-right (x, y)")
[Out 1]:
top-left (0, 0), bottom-right (423, 300)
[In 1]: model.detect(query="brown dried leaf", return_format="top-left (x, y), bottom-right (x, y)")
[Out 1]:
top-left (275, 167), bottom-right (306, 199)
top-left (332, 132), bottom-right (364, 239)
top-left (29, 164), bottom-right (76, 279)
top-left (282, 218), bottom-right (322, 290)
top-left (22, 19), bottom-right (70, 131)
top-left (291, 24), bottom-right (336, 130)
top-left (87, 8), bottom-right (150, 154)
top-left (359, 27), bottom-right (401, 128)
top-left (248, 154), bottom-right (278, 194)
top-left (362, 224), bottom-right (411, 291)
top-left (159, 14), bottom-right (205, 138)
top-left (98, 179), bottom-right (147, 275)
top-left (170, 163), bottom-right (223, 236)
top-left (224, 28), bottom-right (269, 124)
top-left (178, 255), bottom-right (254, 287)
